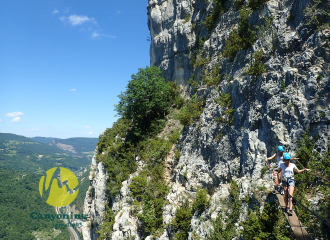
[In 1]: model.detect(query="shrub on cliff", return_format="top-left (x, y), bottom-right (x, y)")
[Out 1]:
top-left (223, 7), bottom-right (255, 61)
top-left (115, 66), bottom-right (173, 141)
top-left (178, 95), bottom-right (206, 126)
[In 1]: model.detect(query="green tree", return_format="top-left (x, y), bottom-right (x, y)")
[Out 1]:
top-left (115, 66), bottom-right (173, 140)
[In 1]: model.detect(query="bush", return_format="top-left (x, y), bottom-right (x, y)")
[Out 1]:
top-left (204, 0), bottom-right (227, 32)
top-left (294, 130), bottom-right (330, 238)
top-left (178, 95), bottom-right (206, 126)
top-left (172, 188), bottom-right (209, 239)
top-left (130, 165), bottom-right (169, 237)
top-left (203, 64), bottom-right (223, 86)
top-left (223, 7), bottom-right (255, 61)
top-left (215, 92), bottom-right (235, 125)
top-left (168, 81), bottom-right (185, 109)
top-left (98, 205), bottom-right (115, 240)
top-left (246, 49), bottom-right (267, 75)
top-left (172, 200), bottom-right (193, 240)
top-left (192, 188), bottom-right (209, 215)
top-left (242, 203), bottom-right (292, 239)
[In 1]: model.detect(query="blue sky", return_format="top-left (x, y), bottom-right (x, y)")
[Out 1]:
top-left (0, 0), bottom-right (151, 139)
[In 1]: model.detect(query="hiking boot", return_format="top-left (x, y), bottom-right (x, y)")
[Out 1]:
top-left (277, 186), bottom-right (281, 192)
top-left (288, 210), bottom-right (293, 216)
top-left (280, 188), bottom-right (284, 195)
top-left (284, 207), bottom-right (288, 213)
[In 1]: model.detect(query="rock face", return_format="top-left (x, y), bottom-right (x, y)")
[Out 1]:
top-left (49, 140), bottom-right (77, 154)
top-left (83, 0), bottom-right (330, 239)
top-left (82, 153), bottom-right (109, 240)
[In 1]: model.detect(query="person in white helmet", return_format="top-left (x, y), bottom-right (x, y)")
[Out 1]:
top-left (278, 153), bottom-right (311, 216)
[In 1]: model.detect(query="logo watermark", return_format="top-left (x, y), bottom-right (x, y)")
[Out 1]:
top-left (34, 167), bottom-right (87, 229)
top-left (39, 167), bottom-right (79, 207)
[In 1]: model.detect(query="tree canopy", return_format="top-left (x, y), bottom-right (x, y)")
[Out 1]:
top-left (114, 66), bottom-right (173, 139)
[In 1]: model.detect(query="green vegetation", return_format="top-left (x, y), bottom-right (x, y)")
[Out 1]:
top-left (204, 0), bottom-right (227, 32)
top-left (287, 102), bottom-right (294, 108)
top-left (98, 205), bottom-right (115, 240)
top-left (171, 188), bottom-right (209, 240)
top-left (0, 169), bottom-right (70, 239)
top-left (280, 80), bottom-right (286, 91)
top-left (215, 92), bottom-right (235, 125)
top-left (246, 50), bottom-right (267, 75)
top-left (242, 203), bottom-right (293, 239)
top-left (248, 0), bottom-right (269, 10)
top-left (319, 112), bottom-right (326, 117)
top-left (304, 0), bottom-right (330, 31)
top-left (114, 66), bottom-right (174, 141)
top-left (32, 137), bottom-right (98, 157)
top-left (0, 133), bottom-right (89, 173)
top-left (234, 0), bottom-right (245, 9)
top-left (97, 66), bottom-right (184, 237)
top-left (223, 8), bottom-right (276, 61)
top-left (172, 200), bottom-right (192, 240)
top-left (184, 13), bottom-right (191, 23)
top-left (203, 64), bottom-right (223, 86)
top-left (294, 130), bottom-right (330, 239)
top-left (71, 169), bottom-right (90, 212)
top-left (178, 94), bottom-right (206, 126)
top-left (130, 165), bottom-right (169, 236)
top-left (287, 14), bottom-right (295, 22)
top-left (317, 74), bottom-right (323, 80)
top-left (209, 181), bottom-right (240, 239)
top-left (188, 76), bottom-right (199, 88)
top-left (194, 52), bottom-right (209, 68)
top-left (223, 7), bottom-right (255, 61)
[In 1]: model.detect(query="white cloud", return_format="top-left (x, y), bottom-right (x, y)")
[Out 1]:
top-left (11, 117), bottom-right (21, 123)
top-left (91, 31), bottom-right (116, 39)
top-left (5, 112), bottom-right (25, 117)
top-left (86, 132), bottom-right (93, 135)
top-left (25, 128), bottom-right (39, 131)
top-left (0, 119), bottom-right (2, 122)
top-left (61, 14), bottom-right (97, 26)
top-left (83, 126), bottom-right (91, 128)
top-left (115, 10), bottom-right (122, 16)
top-left (70, 88), bottom-right (76, 91)
top-left (52, 10), bottom-right (59, 14)
top-left (91, 31), bottom-right (100, 38)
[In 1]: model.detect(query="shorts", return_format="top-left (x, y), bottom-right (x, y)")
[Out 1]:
top-left (282, 178), bottom-right (295, 187)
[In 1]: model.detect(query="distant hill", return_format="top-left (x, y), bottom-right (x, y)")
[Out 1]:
top-left (0, 133), bottom-right (92, 173)
top-left (31, 136), bottom-right (98, 158)
top-left (0, 133), bottom-right (93, 239)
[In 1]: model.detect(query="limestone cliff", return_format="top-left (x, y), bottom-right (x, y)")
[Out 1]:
top-left (83, 0), bottom-right (330, 239)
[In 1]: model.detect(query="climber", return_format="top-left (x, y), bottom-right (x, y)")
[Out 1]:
top-left (265, 146), bottom-right (285, 193)
top-left (278, 153), bottom-right (311, 216)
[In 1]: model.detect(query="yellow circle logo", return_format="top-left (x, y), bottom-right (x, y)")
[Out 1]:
top-left (39, 167), bottom-right (79, 207)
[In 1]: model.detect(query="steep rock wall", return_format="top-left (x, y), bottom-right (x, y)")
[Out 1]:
top-left (82, 153), bottom-right (109, 240)
top-left (147, 0), bottom-right (329, 238)
top-left (83, 0), bottom-right (329, 239)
